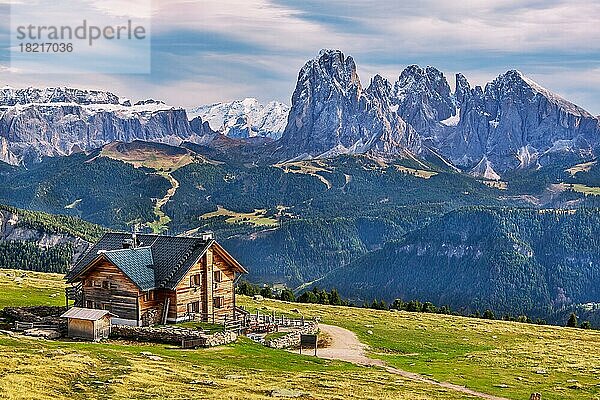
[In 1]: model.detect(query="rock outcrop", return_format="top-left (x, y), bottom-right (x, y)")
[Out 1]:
top-left (0, 208), bottom-right (91, 262)
top-left (0, 87), bottom-right (215, 165)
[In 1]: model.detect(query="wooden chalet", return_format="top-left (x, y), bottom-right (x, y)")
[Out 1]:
top-left (65, 232), bottom-right (247, 326)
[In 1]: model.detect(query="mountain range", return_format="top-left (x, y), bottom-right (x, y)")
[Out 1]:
top-left (1, 49), bottom-right (600, 325)
top-left (188, 98), bottom-right (289, 140)
top-left (2, 49), bottom-right (599, 178)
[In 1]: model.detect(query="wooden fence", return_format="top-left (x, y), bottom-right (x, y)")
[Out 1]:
top-left (15, 321), bottom-right (60, 331)
top-left (230, 308), bottom-right (311, 334)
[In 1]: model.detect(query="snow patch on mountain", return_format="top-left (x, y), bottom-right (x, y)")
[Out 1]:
top-left (440, 108), bottom-right (460, 126)
top-left (188, 98), bottom-right (289, 140)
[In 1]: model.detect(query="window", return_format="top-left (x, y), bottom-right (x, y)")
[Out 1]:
top-left (187, 301), bottom-right (200, 314)
top-left (190, 274), bottom-right (201, 287)
top-left (110, 282), bottom-right (118, 290)
top-left (102, 303), bottom-right (112, 312)
top-left (102, 281), bottom-right (109, 289)
top-left (213, 270), bottom-right (222, 283)
top-left (93, 280), bottom-right (102, 287)
top-left (213, 296), bottom-right (224, 309)
top-left (144, 291), bottom-right (155, 302)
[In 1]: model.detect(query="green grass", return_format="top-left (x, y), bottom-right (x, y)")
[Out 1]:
top-left (0, 334), bottom-right (481, 400)
top-left (2, 271), bottom-right (599, 399)
top-left (0, 269), bottom-right (66, 309)
top-left (264, 331), bottom-right (288, 341)
top-left (570, 184), bottom-right (600, 196)
top-left (0, 270), bottom-right (481, 399)
top-left (239, 297), bottom-right (600, 400)
top-left (146, 172), bottom-right (178, 233)
top-left (200, 206), bottom-right (278, 227)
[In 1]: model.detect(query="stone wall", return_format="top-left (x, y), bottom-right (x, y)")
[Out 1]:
top-left (266, 322), bottom-right (319, 349)
top-left (1, 306), bottom-right (66, 323)
top-left (111, 325), bottom-right (237, 347)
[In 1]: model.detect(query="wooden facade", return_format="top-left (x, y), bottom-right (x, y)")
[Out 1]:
top-left (67, 316), bottom-right (111, 341)
top-left (61, 307), bottom-right (114, 341)
top-left (81, 259), bottom-right (140, 323)
top-left (75, 241), bottom-right (244, 326)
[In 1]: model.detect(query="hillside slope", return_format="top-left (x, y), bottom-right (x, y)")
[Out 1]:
top-left (1, 272), bottom-right (599, 400)
top-left (318, 208), bottom-right (600, 323)
top-left (0, 205), bottom-right (104, 273)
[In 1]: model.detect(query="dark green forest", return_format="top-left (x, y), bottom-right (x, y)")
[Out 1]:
top-left (0, 241), bottom-right (74, 273)
top-left (318, 207), bottom-right (600, 325)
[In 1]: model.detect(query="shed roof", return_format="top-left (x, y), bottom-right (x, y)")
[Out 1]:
top-left (61, 307), bottom-right (114, 321)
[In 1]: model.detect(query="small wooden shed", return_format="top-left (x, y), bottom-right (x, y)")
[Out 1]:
top-left (61, 307), bottom-right (115, 341)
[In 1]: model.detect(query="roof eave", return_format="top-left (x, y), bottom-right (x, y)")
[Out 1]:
top-left (212, 241), bottom-right (248, 274)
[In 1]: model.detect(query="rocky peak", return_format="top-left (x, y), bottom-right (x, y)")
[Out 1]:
top-left (299, 49), bottom-right (361, 91)
top-left (0, 87), bottom-right (121, 106)
top-left (366, 75), bottom-right (393, 103)
top-left (392, 64), bottom-right (455, 134)
top-left (454, 73), bottom-right (471, 105)
top-left (485, 70), bottom-right (592, 118)
top-left (433, 69), bottom-right (600, 174)
top-left (279, 50), bottom-right (420, 159)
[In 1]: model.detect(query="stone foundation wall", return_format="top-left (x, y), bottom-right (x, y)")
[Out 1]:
top-left (266, 323), bottom-right (319, 349)
top-left (111, 325), bottom-right (237, 347)
top-left (1, 306), bottom-right (66, 323)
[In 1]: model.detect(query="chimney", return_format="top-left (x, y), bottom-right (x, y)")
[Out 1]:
top-left (202, 231), bottom-right (214, 242)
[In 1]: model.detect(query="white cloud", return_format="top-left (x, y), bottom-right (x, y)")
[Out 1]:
top-left (1, 0), bottom-right (599, 113)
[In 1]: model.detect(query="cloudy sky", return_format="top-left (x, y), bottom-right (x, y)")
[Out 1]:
top-left (1, 0), bottom-right (599, 113)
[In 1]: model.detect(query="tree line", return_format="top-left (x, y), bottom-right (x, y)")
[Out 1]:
top-left (236, 281), bottom-right (595, 329)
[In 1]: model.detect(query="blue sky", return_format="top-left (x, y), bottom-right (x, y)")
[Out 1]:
top-left (1, 0), bottom-right (599, 114)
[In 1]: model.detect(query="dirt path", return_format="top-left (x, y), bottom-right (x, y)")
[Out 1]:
top-left (316, 324), bottom-right (510, 400)
top-left (147, 172), bottom-right (179, 233)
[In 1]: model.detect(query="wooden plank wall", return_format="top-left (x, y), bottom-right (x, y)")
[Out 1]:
top-left (175, 256), bottom-right (206, 321)
top-left (81, 260), bottom-right (140, 321)
top-left (68, 319), bottom-right (94, 340)
top-left (212, 252), bottom-right (236, 321)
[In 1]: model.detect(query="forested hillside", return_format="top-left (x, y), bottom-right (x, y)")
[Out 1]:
top-left (318, 208), bottom-right (600, 324)
top-left (0, 204), bottom-right (105, 273)
top-left (1, 143), bottom-right (600, 324)
top-left (0, 152), bottom-right (170, 229)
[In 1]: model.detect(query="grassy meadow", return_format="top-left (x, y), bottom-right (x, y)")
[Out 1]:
top-left (1, 270), bottom-right (599, 399)
top-left (0, 270), bottom-right (66, 308)
top-left (238, 297), bottom-right (600, 400)
top-left (0, 269), bottom-right (476, 400)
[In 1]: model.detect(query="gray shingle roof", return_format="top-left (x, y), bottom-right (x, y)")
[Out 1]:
top-left (61, 307), bottom-right (114, 321)
top-left (102, 247), bottom-right (155, 291)
top-left (66, 232), bottom-right (217, 290)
